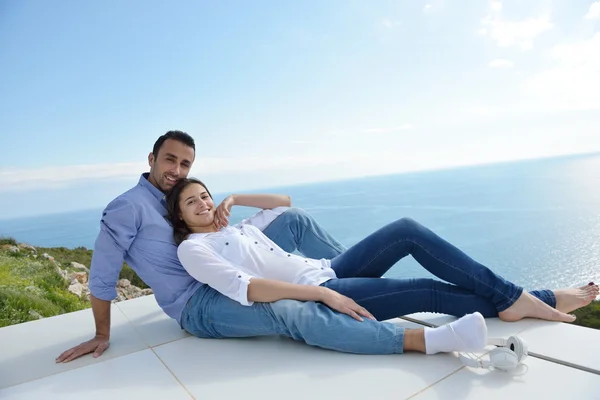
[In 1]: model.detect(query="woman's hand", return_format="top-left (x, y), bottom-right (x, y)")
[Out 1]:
top-left (319, 288), bottom-right (376, 322)
top-left (214, 195), bottom-right (235, 229)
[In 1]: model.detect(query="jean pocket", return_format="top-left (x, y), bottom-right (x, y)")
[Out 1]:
top-left (182, 310), bottom-right (214, 339)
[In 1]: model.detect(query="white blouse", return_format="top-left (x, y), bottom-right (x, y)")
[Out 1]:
top-left (177, 207), bottom-right (337, 306)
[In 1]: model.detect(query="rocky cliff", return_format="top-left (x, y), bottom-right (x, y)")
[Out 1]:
top-left (0, 239), bottom-right (152, 327)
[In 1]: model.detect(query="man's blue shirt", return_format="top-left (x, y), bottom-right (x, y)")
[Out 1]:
top-left (88, 173), bottom-right (202, 324)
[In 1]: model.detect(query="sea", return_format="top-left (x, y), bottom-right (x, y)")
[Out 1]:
top-left (2, 153), bottom-right (599, 293)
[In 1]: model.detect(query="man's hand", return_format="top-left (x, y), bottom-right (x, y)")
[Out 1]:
top-left (320, 288), bottom-right (376, 322)
top-left (55, 335), bottom-right (110, 363)
top-left (214, 195), bottom-right (235, 229)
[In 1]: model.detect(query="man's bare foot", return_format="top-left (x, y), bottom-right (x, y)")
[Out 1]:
top-left (554, 284), bottom-right (599, 313)
top-left (499, 291), bottom-right (576, 323)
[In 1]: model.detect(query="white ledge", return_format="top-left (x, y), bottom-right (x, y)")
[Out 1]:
top-left (1, 295), bottom-right (599, 399)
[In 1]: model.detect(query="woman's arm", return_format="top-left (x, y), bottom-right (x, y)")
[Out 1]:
top-left (178, 240), bottom-right (258, 305)
top-left (230, 193), bottom-right (291, 210)
top-left (247, 278), bottom-right (376, 322)
top-left (247, 278), bottom-right (325, 303)
top-left (178, 240), bottom-right (374, 321)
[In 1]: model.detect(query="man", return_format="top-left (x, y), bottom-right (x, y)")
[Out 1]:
top-left (55, 130), bottom-right (348, 362)
top-left (56, 130), bottom-right (482, 361)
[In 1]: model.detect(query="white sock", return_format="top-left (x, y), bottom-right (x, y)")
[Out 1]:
top-left (424, 312), bottom-right (488, 355)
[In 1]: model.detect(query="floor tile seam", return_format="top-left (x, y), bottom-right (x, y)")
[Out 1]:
top-left (526, 352), bottom-right (600, 375)
top-left (114, 300), bottom-right (193, 349)
top-left (403, 356), bottom-right (600, 400)
top-left (401, 316), bottom-right (600, 374)
top-left (0, 347), bottom-right (150, 391)
top-left (114, 302), bottom-right (154, 348)
top-left (112, 302), bottom-right (193, 348)
top-left (1, 306), bottom-right (149, 391)
top-left (398, 316), bottom-right (438, 328)
top-left (497, 321), bottom-right (600, 374)
top-left (150, 347), bottom-right (196, 399)
top-left (404, 366), bottom-right (466, 400)
top-left (149, 335), bottom-right (193, 349)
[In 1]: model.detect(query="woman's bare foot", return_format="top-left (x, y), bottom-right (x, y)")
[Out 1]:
top-left (499, 291), bottom-right (576, 323)
top-left (554, 283), bottom-right (599, 313)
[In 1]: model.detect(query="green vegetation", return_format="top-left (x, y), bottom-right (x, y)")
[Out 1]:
top-left (572, 300), bottom-right (600, 329)
top-left (0, 249), bottom-right (89, 327)
top-left (0, 238), bottom-right (148, 328)
top-left (0, 237), bottom-right (17, 246)
top-left (34, 245), bottom-right (148, 289)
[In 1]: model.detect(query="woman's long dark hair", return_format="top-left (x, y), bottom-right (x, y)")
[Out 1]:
top-left (165, 177), bottom-right (213, 245)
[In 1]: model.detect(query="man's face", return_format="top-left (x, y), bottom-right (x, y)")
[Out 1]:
top-left (147, 139), bottom-right (195, 192)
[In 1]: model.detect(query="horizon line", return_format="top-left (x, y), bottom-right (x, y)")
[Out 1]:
top-left (2, 149), bottom-right (598, 222)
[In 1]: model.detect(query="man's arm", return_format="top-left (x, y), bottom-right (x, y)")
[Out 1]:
top-left (229, 193), bottom-right (291, 210)
top-left (91, 294), bottom-right (111, 338)
top-left (214, 194), bottom-right (291, 229)
top-left (56, 295), bottom-right (112, 363)
top-left (56, 198), bottom-right (138, 363)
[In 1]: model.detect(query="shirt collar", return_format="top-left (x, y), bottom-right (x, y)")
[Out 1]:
top-left (188, 232), bottom-right (210, 239)
top-left (188, 228), bottom-right (228, 240)
top-left (139, 173), bottom-right (167, 205)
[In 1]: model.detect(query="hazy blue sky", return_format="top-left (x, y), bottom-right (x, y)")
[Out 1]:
top-left (1, 0), bottom-right (600, 219)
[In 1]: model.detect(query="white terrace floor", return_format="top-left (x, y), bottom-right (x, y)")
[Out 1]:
top-left (1, 294), bottom-right (599, 399)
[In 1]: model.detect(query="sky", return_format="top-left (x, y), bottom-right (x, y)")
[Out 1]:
top-left (1, 0), bottom-right (600, 219)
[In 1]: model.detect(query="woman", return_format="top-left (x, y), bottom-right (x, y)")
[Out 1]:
top-left (165, 178), bottom-right (598, 355)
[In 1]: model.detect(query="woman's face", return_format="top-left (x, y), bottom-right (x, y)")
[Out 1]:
top-left (178, 183), bottom-right (216, 230)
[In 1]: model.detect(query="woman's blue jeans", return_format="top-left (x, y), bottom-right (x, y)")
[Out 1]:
top-left (321, 217), bottom-right (556, 321)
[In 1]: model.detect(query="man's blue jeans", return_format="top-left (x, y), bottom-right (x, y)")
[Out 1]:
top-left (261, 207), bottom-right (347, 259)
top-left (181, 210), bottom-right (555, 354)
top-left (182, 208), bottom-right (405, 354)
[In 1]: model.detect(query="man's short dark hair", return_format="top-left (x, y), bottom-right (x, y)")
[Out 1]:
top-left (152, 130), bottom-right (196, 157)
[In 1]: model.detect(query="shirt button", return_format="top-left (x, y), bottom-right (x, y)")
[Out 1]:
top-left (320, 267), bottom-right (324, 270)
top-left (237, 275), bottom-right (241, 278)
top-left (240, 233), bottom-right (244, 235)
top-left (225, 242), bottom-right (229, 245)
top-left (270, 248), bottom-right (274, 251)
top-left (255, 241), bottom-right (258, 244)
top-left (305, 260), bottom-right (308, 263)
top-left (287, 254), bottom-right (291, 257)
